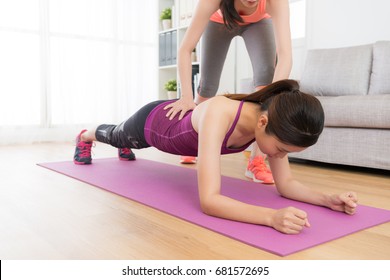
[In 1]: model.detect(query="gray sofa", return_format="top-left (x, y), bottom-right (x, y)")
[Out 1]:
top-left (289, 41), bottom-right (390, 171)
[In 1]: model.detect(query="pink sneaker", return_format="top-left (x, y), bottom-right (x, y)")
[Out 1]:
top-left (245, 156), bottom-right (274, 184)
top-left (118, 148), bottom-right (136, 161)
top-left (74, 129), bottom-right (93, 165)
top-left (180, 156), bottom-right (197, 164)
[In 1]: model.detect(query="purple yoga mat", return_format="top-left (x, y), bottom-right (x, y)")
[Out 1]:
top-left (38, 158), bottom-right (390, 256)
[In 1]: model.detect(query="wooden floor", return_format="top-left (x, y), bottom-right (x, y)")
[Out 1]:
top-left (0, 142), bottom-right (389, 260)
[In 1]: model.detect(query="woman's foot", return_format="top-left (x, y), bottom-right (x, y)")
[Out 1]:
top-left (180, 156), bottom-right (197, 164)
top-left (118, 148), bottom-right (136, 161)
top-left (74, 129), bottom-right (93, 165)
top-left (245, 156), bottom-right (274, 184)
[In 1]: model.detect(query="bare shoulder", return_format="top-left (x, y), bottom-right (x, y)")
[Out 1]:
top-left (206, 95), bottom-right (232, 106)
top-left (195, 0), bottom-right (221, 16)
top-left (192, 96), bottom-right (238, 132)
top-left (266, 0), bottom-right (289, 15)
top-left (198, 0), bottom-right (221, 9)
top-left (201, 96), bottom-right (240, 116)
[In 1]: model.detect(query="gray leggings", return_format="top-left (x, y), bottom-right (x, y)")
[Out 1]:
top-left (199, 19), bottom-right (276, 97)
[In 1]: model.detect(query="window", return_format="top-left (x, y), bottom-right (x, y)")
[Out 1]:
top-left (0, 0), bottom-right (157, 143)
top-left (0, 0), bottom-right (41, 126)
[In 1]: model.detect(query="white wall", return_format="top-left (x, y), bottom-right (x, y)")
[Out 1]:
top-left (292, 0), bottom-right (390, 79)
top-left (233, 0), bottom-right (390, 82)
top-left (306, 0), bottom-right (390, 49)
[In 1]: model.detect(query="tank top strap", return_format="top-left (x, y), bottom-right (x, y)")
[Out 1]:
top-left (223, 101), bottom-right (245, 145)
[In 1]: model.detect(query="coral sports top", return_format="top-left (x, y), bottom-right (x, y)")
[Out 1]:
top-left (210, 0), bottom-right (270, 25)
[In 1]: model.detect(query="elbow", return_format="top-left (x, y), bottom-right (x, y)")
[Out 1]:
top-left (274, 182), bottom-right (289, 198)
top-left (276, 185), bottom-right (296, 200)
top-left (200, 200), bottom-right (213, 215)
top-left (199, 198), bottom-right (216, 216)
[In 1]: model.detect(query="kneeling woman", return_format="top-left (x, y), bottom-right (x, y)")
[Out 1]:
top-left (74, 79), bottom-right (358, 234)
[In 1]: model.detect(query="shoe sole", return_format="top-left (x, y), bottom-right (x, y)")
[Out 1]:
top-left (180, 159), bottom-right (196, 164)
top-left (119, 156), bottom-right (136, 161)
top-left (73, 160), bottom-right (92, 165)
top-left (180, 156), bottom-right (196, 164)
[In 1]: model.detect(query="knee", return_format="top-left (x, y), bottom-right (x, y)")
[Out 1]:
top-left (198, 82), bottom-right (218, 98)
top-left (253, 66), bottom-right (275, 86)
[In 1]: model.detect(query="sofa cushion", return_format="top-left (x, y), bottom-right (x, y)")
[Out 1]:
top-left (368, 41), bottom-right (390, 95)
top-left (300, 44), bottom-right (372, 96)
top-left (316, 95), bottom-right (390, 129)
top-left (289, 127), bottom-right (390, 171)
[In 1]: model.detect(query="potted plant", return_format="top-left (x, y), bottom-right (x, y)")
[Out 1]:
top-left (164, 79), bottom-right (177, 99)
top-left (160, 8), bottom-right (172, 30)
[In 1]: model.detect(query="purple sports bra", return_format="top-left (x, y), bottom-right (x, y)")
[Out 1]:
top-left (144, 100), bottom-right (255, 156)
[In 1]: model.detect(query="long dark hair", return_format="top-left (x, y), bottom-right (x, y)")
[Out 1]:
top-left (220, 0), bottom-right (244, 30)
top-left (225, 79), bottom-right (325, 147)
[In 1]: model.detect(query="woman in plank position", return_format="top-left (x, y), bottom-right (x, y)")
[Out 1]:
top-left (74, 79), bottom-right (358, 234)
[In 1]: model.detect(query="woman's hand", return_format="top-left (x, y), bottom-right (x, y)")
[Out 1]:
top-left (164, 98), bottom-right (196, 120)
top-left (271, 207), bottom-right (310, 234)
top-left (327, 192), bottom-right (358, 215)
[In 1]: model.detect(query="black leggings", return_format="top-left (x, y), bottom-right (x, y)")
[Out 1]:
top-left (95, 100), bottom-right (167, 149)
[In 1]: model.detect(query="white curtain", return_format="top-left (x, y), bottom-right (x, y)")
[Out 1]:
top-left (0, 0), bottom-right (158, 144)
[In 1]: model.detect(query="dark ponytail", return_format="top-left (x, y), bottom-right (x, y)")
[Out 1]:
top-left (225, 79), bottom-right (325, 147)
top-left (225, 79), bottom-right (300, 106)
top-left (220, 0), bottom-right (244, 30)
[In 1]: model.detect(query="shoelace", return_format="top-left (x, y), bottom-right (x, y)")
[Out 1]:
top-left (77, 141), bottom-right (92, 157)
top-left (250, 158), bottom-right (272, 175)
top-left (252, 164), bottom-right (272, 173)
